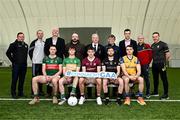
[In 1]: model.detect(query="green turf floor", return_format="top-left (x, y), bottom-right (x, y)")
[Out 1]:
top-left (0, 67), bottom-right (180, 119)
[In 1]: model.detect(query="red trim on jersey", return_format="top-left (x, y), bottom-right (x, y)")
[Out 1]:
top-left (46, 64), bottom-right (59, 70)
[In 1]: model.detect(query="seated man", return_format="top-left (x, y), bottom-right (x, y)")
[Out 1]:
top-left (29, 45), bottom-right (62, 105)
top-left (120, 45), bottom-right (146, 106)
top-left (79, 47), bottom-right (102, 105)
top-left (58, 46), bottom-right (81, 105)
top-left (102, 47), bottom-right (124, 105)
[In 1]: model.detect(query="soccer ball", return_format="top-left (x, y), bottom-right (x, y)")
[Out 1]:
top-left (67, 96), bottom-right (78, 106)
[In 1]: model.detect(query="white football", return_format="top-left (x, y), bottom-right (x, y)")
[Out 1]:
top-left (67, 96), bottom-right (78, 106)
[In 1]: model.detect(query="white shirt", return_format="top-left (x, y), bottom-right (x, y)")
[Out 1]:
top-left (32, 39), bottom-right (45, 64)
top-left (52, 37), bottom-right (57, 45)
top-left (92, 43), bottom-right (98, 51)
top-left (125, 39), bottom-right (131, 47)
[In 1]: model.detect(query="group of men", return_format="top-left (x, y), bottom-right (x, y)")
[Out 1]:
top-left (6, 28), bottom-right (170, 106)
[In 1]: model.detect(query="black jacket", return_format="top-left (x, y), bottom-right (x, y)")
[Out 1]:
top-left (65, 41), bottom-right (85, 61)
top-left (6, 40), bottom-right (28, 64)
top-left (85, 43), bottom-right (105, 61)
top-left (44, 37), bottom-right (65, 59)
top-left (28, 39), bottom-right (45, 60)
top-left (119, 39), bottom-right (137, 57)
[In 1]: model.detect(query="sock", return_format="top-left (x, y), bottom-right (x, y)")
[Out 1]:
top-left (71, 87), bottom-right (76, 94)
top-left (125, 93), bottom-right (129, 98)
top-left (104, 93), bottom-right (109, 98)
top-left (61, 94), bottom-right (65, 99)
top-left (117, 93), bottom-right (123, 99)
top-left (138, 92), bottom-right (143, 97)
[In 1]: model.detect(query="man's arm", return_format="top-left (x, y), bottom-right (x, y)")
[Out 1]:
top-left (6, 44), bottom-right (14, 63)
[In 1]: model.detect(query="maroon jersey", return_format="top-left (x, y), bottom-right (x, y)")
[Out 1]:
top-left (82, 57), bottom-right (101, 72)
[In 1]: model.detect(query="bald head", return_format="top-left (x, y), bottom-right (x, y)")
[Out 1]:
top-left (137, 34), bottom-right (145, 44)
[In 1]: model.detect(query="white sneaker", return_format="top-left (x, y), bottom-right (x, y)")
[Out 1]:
top-left (58, 98), bottom-right (66, 105)
top-left (78, 96), bottom-right (85, 105)
top-left (96, 97), bottom-right (102, 105)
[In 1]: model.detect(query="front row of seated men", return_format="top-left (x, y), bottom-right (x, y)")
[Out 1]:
top-left (29, 44), bottom-right (146, 106)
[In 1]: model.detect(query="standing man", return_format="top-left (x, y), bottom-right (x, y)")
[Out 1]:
top-left (65, 33), bottom-right (85, 61)
top-left (104, 34), bottom-right (120, 60)
top-left (119, 29), bottom-right (137, 57)
top-left (44, 28), bottom-right (65, 96)
top-left (29, 30), bottom-right (45, 96)
top-left (85, 33), bottom-right (105, 61)
top-left (6, 32), bottom-right (28, 98)
top-left (137, 35), bottom-right (152, 98)
top-left (151, 32), bottom-right (170, 100)
top-left (120, 45), bottom-right (146, 106)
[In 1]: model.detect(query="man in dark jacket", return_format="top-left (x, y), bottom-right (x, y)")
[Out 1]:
top-left (44, 28), bottom-right (65, 96)
top-left (85, 33), bottom-right (105, 61)
top-left (119, 29), bottom-right (137, 57)
top-left (6, 32), bottom-right (28, 98)
top-left (65, 33), bottom-right (85, 61)
top-left (29, 30), bottom-right (45, 96)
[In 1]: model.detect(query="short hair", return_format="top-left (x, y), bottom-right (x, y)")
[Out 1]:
top-left (17, 32), bottom-right (24, 37)
top-left (126, 45), bottom-right (133, 49)
top-left (49, 45), bottom-right (57, 49)
top-left (69, 46), bottom-right (76, 50)
top-left (87, 46), bottom-right (95, 51)
top-left (108, 34), bottom-right (116, 40)
top-left (124, 29), bottom-right (131, 33)
top-left (152, 32), bottom-right (160, 36)
top-left (36, 29), bottom-right (43, 34)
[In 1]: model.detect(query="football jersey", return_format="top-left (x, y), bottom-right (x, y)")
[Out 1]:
top-left (120, 55), bottom-right (140, 75)
top-left (82, 57), bottom-right (101, 72)
top-left (102, 57), bottom-right (120, 73)
top-left (63, 57), bottom-right (81, 71)
top-left (43, 56), bottom-right (62, 75)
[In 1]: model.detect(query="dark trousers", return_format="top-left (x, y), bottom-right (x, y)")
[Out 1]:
top-left (11, 63), bottom-right (27, 96)
top-left (31, 64), bottom-right (43, 95)
top-left (152, 63), bottom-right (169, 95)
top-left (141, 64), bottom-right (150, 95)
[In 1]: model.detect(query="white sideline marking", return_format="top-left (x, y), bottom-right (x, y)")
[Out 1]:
top-left (0, 98), bottom-right (180, 102)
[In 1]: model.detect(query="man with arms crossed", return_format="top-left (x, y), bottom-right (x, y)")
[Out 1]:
top-left (78, 47), bottom-right (102, 105)
top-left (58, 46), bottom-right (81, 105)
top-left (29, 45), bottom-right (62, 105)
top-left (120, 45), bottom-right (146, 105)
top-left (102, 47), bottom-right (124, 105)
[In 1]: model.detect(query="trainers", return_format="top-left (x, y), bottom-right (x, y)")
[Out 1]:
top-left (52, 96), bottom-right (58, 104)
top-left (145, 94), bottom-right (151, 99)
top-left (137, 97), bottom-right (146, 105)
top-left (117, 98), bottom-right (122, 106)
top-left (124, 97), bottom-right (131, 105)
top-left (160, 94), bottom-right (169, 100)
top-left (58, 98), bottom-right (66, 105)
top-left (96, 97), bottom-right (102, 105)
top-left (104, 98), bottom-right (109, 105)
top-left (151, 92), bottom-right (159, 97)
top-left (78, 96), bottom-right (85, 105)
top-left (29, 97), bottom-right (39, 105)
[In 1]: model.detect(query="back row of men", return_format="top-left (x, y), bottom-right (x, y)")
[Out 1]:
top-left (6, 28), bottom-right (170, 106)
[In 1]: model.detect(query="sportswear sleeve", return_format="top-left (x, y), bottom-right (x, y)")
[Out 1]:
top-left (62, 59), bottom-right (66, 67)
top-left (97, 58), bottom-right (101, 66)
top-left (136, 58), bottom-right (140, 64)
top-left (58, 57), bottom-right (63, 64)
top-left (42, 57), bottom-right (46, 64)
top-left (163, 43), bottom-right (169, 53)
top-left (119, 57), bottom-right (124, 64)
top-left (77, 59), bottom-right (81, 67)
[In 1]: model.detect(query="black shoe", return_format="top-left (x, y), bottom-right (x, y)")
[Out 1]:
top-left (160, 94), bottom-right (169, 100)
top-left (12, 95), bottom-right (18, 99)
top-left (104, 98), bottom-right (109, 105)
top-left (151, 92), bottom-right (159, 97)
top-left (117, 98), bottom-right (122, 106)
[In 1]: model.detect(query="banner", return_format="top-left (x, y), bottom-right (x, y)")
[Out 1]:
top-left (65, 71), bottom-right (117, 79)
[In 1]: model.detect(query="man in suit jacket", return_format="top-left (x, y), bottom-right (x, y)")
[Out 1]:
top-left (85, 33), bottom-right (105, 61)
top-left (44, 28), bottom-right (65, 59)
top-left (119, 29), bottom-right (137, 57)
top-left (44, 28), bottom-right (65, 97)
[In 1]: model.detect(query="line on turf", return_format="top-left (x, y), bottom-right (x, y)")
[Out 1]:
top-left (0, 98), bottom-right (180, 102)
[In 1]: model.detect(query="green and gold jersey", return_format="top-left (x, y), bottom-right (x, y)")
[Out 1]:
top-left (43, 56), bottom-right (62, 75)
top-left (62, 57), bottom-right (81, 71)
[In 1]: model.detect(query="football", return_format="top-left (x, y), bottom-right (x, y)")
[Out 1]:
top-left (67, 96), bottom-right (78, 106)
